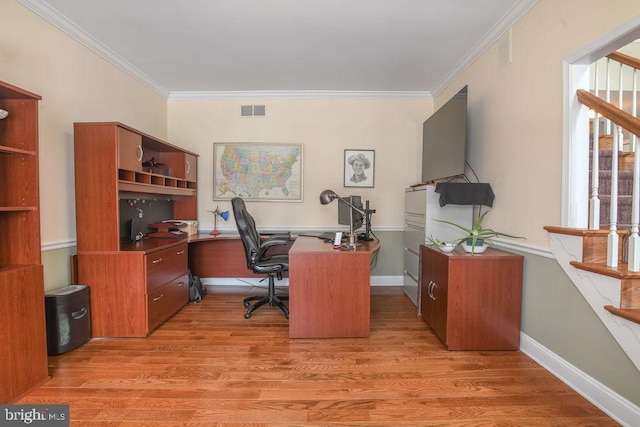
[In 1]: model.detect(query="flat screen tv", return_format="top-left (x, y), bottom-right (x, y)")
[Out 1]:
top-left (421, 85), bottom-right (468, 183)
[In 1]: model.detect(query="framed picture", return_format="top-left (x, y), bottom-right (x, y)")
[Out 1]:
top-left (344, 149), bottom-right (375, 188)
top-left (213, 142), bottom-right (303, 201)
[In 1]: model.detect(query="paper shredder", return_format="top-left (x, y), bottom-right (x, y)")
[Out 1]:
top-left (45, 285), bottom-right (91, 355)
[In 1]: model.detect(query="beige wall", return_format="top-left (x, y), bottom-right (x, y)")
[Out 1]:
top-left (0, 0), bottom-right (168, 260)
top-left (436, 0), bottom-right (640, 248)
top-left (168, 97), bottom-right (430, 231)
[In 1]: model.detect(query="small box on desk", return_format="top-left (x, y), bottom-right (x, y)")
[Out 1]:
top-left (175, 220), bottom-right (198, 235)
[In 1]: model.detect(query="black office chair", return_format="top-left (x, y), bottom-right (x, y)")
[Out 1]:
top-left (231, 197), bottom-right (290, 319)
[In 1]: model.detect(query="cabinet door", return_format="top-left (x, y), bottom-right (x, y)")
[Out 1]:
top-left (154, 152), bottom-right (197, 181)
top-left (420, 246), bottom-right (449, 344)
top-left (185, 153), bottom-right (197, 182)
top-left (117, 126), bottom-right (142, 172)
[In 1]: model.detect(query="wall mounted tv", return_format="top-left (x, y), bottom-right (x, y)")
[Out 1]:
top-left (421, 85), bottom-right (468, 183)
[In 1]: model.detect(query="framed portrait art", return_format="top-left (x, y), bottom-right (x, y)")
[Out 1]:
top-left (344, 149), bottom-right (375, 188)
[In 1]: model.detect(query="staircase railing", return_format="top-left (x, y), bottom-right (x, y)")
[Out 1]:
top-left (579, 51), bottom-right (640, 270)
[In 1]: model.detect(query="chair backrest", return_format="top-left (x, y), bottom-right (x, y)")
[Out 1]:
top-left (231, 197), bottom-right (262, 270)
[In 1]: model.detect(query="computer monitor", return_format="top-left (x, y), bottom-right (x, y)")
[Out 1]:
top-left (338, 195), bottom-right (364, 231)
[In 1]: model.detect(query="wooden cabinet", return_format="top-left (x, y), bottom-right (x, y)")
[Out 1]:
top-left (74, 122), bottom-right (197, 338)
top-left (0, 80), bottom-right (48, 402)
top-left (420, 244), bottom-right (523, 350)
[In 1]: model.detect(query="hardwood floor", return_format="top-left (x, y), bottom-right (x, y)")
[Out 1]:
top-left (20, 287), bottom-right (617, 426)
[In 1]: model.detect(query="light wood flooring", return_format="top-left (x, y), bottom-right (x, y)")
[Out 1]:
top-left (19, 287), bottom-right (618, 426)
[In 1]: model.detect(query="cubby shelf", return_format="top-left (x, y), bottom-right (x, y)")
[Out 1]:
top-left (0, 206), bottom-right (38, 211)
top-left (0, 144), bottom-right (37, 155)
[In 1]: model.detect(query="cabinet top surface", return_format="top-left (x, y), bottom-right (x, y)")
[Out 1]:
top-left (422, 244), bottom-right (523, 259)
top-left (116, 237), bottom-right (188, 253)
top-left (0, 80), bottom-right (41, 100)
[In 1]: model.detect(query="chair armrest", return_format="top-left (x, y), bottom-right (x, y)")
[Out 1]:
top-left (263, 232), bottom-right (291, 242)
top-left (258, 232), bottom-right (291, 259)
top-left (260, 238), bottom-right (289, 250)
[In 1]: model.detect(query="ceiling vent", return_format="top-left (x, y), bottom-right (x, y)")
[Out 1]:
top-left (240, 105), bottom-right (266, 117)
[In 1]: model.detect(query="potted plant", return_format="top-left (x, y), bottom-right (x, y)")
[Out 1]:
top-left (426, 235), bottom-right (456, 253)
top-left (436, 210), bottom-right (524, 253)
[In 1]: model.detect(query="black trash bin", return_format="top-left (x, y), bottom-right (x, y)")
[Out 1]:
top-left (45, 285), bottom-right (91, 355)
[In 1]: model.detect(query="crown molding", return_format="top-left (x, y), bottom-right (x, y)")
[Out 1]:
top-left (168, 90), bottom-right (432, 100)
top-left (432, 0), bottom-right (539, 97)
top-left (17, 0), bottom-right (170, 98)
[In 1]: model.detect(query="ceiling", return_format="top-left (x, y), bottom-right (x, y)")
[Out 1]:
top-left (20, 0), bottom-right (536, 97)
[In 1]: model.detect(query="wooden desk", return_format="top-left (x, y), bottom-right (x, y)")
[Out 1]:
top-left (187, 233), bottom-right (292, 278)
top-left (288, 236), bottom-right (380, 338)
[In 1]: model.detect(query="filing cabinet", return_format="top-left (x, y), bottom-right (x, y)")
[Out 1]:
top-left (403, 185), bottom-right (472, 313)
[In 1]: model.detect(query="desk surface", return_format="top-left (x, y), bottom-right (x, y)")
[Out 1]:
top-left (289, 235), bottom-right (380, 254)
top-left (288, 236), bottom-right (380, 338)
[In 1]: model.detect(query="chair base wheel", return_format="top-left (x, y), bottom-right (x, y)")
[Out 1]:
top-left (242, 292), bottom-right (289, 319)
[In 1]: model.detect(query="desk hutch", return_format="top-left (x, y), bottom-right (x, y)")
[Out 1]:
top-left (0, 81), bottom-right (48, 402)
top-left (74, 122), bottom-right (198, 338)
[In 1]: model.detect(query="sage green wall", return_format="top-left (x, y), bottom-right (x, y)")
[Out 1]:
top-left (368, 230), bottom-right (404, 276)
top-left (519, 251), bottom-right (640, 406)
top-left (42, 247), bottom-right (76, 292)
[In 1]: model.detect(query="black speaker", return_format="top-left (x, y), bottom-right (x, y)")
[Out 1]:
top-left (45, 285), bottom-right (91, 355)
top-left (130, 218), bottom-right (143, 241)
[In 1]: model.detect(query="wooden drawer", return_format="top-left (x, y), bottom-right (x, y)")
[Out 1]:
top-left (146, 243), bottom-right (188, 291)
top-left (147, 274), bottom-right (189, 333)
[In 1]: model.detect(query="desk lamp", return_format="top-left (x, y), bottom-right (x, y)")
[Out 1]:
top-left (319, 189), bottom-right (373, 249)
top-left (208, 206), bottom-right (229, 235)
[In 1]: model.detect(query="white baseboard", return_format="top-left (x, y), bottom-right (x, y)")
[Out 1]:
top-left (520, 333), bottom-right (640, 426)
top-left (200, 275), bottom-right (404, 287)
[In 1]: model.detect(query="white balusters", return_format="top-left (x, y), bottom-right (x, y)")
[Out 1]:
top-left (629, 68), bottom-right (640, 271)
top-left (607, 124), bottom-right (619, 268)
top-left (605, 57), bottom-right (612, 134)
top-left (589, 61), bottom-right (600, 230)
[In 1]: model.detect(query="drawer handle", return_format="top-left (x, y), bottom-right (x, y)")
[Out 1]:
top-left (176, 250), bottom-right (185, 255)
top-left (177, 281), bottom-right (185, 287)
top-left (153, 294), bottom-right (164, 301)
top-left (429, 281), bottom-right (437, 300)
top-left (71, 307), bottom-right (88, 320)
top-left (152, 257), bottom-right (163, 264)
